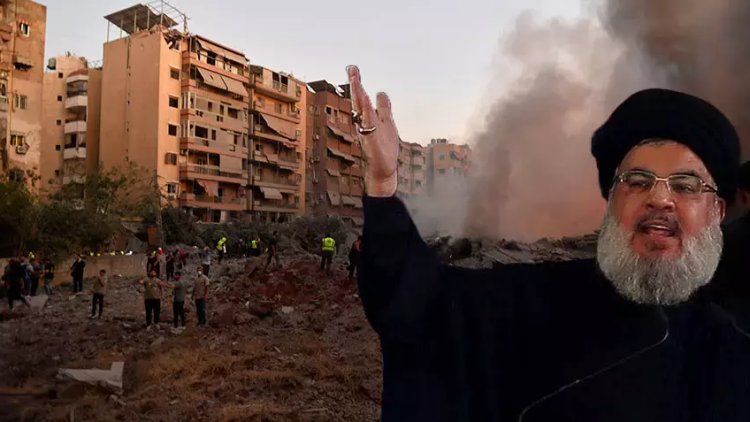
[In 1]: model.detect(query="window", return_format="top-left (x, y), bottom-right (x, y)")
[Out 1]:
top-left (14, 94), bottom-right (27, 109)
top-left (195, 126), bottom-right (208, 139)
top-left (57, 72), bottom-right (63, 79)
top-left (438, 169), bottom-right (446, 175)
top-left (416, 180), bottom-right (422, 187)
top-left (170, 68), bottom-right (180, 80)
top-left (255, 143), bottom-right (262, 152)
top-left (164, 153), bottom-right (178, 165)
top-left (55, 145), bottom-right (60, 151)
top-left (166, 183), bottom-right (178, 193)
top-left (439, 154), bottom-right (446, 161)
top-left (275, 103), bottom-right (283, 114)
top-left (19, 22), bottom-right (29, 37)
top-left (207, 102), bottom-right (213, 112)
top-left (57, 95), bottom-right (62, 102)
top-left (216, 115), bottom-right (223, 122)
top-left (10, 134), bottom-right (24, 146)
top-left (325, 106), bottom-right (332, 115)
top-left (233, 134), bottom-right (239, 145)
top-left (168, 96), bottom-right (179, 108)
top-left (219, 105), bottom-right (225, 115)
top-left (295, 129), bottom-right (302, 140)
top-left (168, 124), bottom-right (178, 136)
top-left (227, 107), bottom-right (239, 119)
top-left (211, 130), bottom-right (216, 140)
top-left (56, 119), bottom-right (61, 126)
top-left (54, 170), bottom-right (60, 177)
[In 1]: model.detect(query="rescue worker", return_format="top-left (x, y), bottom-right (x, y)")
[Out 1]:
top-left (216, 236), bottom-right (227, 263)
top-left (320, 233), bottom-right (336, 274)
top-left (249, 237), bottom-right (261, 257)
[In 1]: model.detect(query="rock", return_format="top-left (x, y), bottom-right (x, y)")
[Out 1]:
top-left (151, 337), bottom-right (165, 347)
top-left (212, 306), bottom-right (235, 328)
top-left (58, 362), bottom-right (124, 392)
top-left (248, 303), bottom-right (273, 319)
top-left (281, 306), bottom-right (294, 315)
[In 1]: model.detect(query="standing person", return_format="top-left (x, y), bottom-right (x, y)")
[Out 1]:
top-left (90, 269), bottom-right (107, 319)
top-left (28, 257), bottom-right (41, 296)
top-left (201, 246), bottom-right (211, 276)
top-left (320, 233), bottom-right (336, 274)
top-left (216, 236), bottom-right (227, 264)
top-left (42, 258), bottom-right (55, 296)
top-left (249, 237), bottom-right (261, 257)
top-left (69, 255), bottom-right (86, 294)
top-left (165, 250), bottom-right (175, 281)
top-left (348, 235), bottom-right (363, 280)
top-left (136, 270), bottom-right (164, 329)
top-left (163, 271), bottom-right (187, 330)
top-left (2, 259), bottom-right (30, 310)
top-left (193, 267), bottom-right (209, 327)
top-left (263, 232), bottom-right (281, 272)
top-left (178, 248), bottom-right (188, 268)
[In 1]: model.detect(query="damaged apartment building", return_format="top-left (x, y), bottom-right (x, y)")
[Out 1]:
top-left (97, 2), bottom-right (306, 223)
top-left (304, 80), bottom-right (364, 226)
top-left (0, 0), bottom-right (45, 185)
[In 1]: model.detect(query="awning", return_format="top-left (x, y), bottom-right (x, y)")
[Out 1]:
top-left (260, 187), bottom-right (283, 200)
top-left (326, 168), bottom-right (341, 177)
top-left (196, 38), bottom-right (247, 65)
top-left (278, 164), bottom-right (296, 172)
top-left (327, 124), bottom-right (355, 143)
top-left (221, 75), bottom-right (247, 97)
top-left (13, 54), bottom-right (32, 67)
top-left (352, 196), bottom-right (363, 209)
top-left (196, 67), bottom-right (227, 91)
top-left (327, 147), bottom-right (355, 162)
top-left (197, 179), bottom-right (218, 197)
top-left (327, 191), bottom-right (340, 206)
top-left (341, 195), bottom-right (356, 206)
top-left (257, 113), bottom-right (295, 140)
top-left (264, 152), bottom-right (279, 163)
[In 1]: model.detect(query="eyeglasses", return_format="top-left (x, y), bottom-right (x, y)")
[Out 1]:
top-left (613, 169), bottom-right (718, 198)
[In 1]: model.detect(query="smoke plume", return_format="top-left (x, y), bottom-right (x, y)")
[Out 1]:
top-left (461, 0), bottom-right (750, 241)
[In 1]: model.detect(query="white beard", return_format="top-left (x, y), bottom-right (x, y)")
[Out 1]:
top-left (596, 207), bottom-right (723, 305)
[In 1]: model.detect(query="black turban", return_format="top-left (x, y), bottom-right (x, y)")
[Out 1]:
top-left (591, 88), bottom-right (740, 203)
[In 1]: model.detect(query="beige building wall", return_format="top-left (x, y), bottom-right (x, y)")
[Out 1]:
top-left (40, 55), bottom-right (89, 191)
top-left (0, 0), bottom-right (46, 185)
top-left (397, 140), bottom-right (427, 198)
top-left (427, 138), bottom-right (471, 194)
top-left (86, 69), bottom-right (102, 175)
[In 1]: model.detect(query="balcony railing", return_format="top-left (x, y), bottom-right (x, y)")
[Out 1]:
top-left (181, 164), bottom-right (244, 180)
top-left (181, 193), bottom-right (246, 206)
top-left (254, 176), bottom-right (299, 187)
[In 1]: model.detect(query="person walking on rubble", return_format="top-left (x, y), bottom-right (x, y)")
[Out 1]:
top-left (320, 233), bottom-right (336, 274)
top-left (3, 258), bottom-right (30, 310)
top-left (249, 237), bottom-right (261, 257)
top-left (136, 270), bottom-right (166, 329)
top-left (69, 254), bottom-right (86, 294)
top-left (263, 231), bottom-right (282, 272)
top-left (193, 267), bottom-right (209, 327)
top-left (165, 249), bottom-right (176, 280)
top-left (216, 236), bottom-right (227, 264)
top-left (348, 235), bottom-right (363, 280)
top-left (42, 257), bottom-right (55, 296)
top-left (201, 246), bottom-right (211, 276)
top-left (90, 269), bottom-right (107, 319)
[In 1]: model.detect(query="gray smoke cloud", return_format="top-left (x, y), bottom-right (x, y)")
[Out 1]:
top-left (459, 0), bottom-right (748, 241)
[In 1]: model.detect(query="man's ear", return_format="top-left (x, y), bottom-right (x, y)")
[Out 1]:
top-left (717, 197), bottom-right (727, 222)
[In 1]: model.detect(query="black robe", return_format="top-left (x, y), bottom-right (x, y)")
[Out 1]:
top-left (360, 196), bottom-right (750, 422)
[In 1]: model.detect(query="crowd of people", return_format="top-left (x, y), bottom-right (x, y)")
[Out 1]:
top-left (2, 231), bottom-right (363, 332)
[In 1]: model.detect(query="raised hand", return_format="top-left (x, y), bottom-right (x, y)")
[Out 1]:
top-left (347, 66), bottom-right (400, 197)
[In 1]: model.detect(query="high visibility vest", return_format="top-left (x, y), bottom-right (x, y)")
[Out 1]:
top-left (250, 240), bottom-right (258, 249)
top-left (217, 238), bottom-right (226, 250)
top-left (322, 237), bottom-right (335, 252)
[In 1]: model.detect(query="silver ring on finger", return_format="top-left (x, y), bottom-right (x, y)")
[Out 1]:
top-left (358, 126), bottom-right (377, 135)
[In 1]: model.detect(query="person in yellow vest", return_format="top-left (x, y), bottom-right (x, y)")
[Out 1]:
top-left (320, 233), bottom-right (336, 274)
top-left (216, 236), bottom-right (227, 264)
top-left (249, 238), bottom-right (261, 257)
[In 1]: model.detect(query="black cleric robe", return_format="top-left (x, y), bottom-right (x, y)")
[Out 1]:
top-left (359, 196), bottom-right (750, 422)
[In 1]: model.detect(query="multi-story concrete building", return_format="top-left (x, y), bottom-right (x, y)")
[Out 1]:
top-left (0, 0), bottom-right (46, 184)
top-left (396, 140), bottom-right (427, 199)
top-left (100, 3), bottom-right (251, 223)
top-left (248, 65), bottom-right (306, 222)
top-left (427, 138), bottom-right (471, 195)
top-left (40, 54), bottom-right (102, 192)
top-left (304, 80), bottom-right (363, 224)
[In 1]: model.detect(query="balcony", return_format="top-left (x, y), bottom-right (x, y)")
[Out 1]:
top-left (64, 120), bottom-right (87, 134)
top-left (252, 199), bottom-right (300, 213)
top-left (63, 147), bottom-right (86, 160)
top-left (180, 193), bottom-right (247, 211)
top-left (180, 163), bottom-right (247, 184)
top-left (253, 176), bottom-right (300, 192)
top-left (65, 94), bottom-right (87, 110)
top-left (180, 137), bottom-right (246, 157)
top-left (252, 77), bottom-right (299, 103)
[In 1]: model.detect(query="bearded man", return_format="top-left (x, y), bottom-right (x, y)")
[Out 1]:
top-left (348, 65), bottom-right (750, 422)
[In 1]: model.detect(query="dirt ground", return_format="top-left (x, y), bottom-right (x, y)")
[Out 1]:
top-left (0, 255), bottom-right (382, 421)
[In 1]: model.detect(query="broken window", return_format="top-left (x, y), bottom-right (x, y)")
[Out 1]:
top-left (170, 68), bottom-right (180, 80)
top-left (195, 126), bottom-right (208, 139)
top-left (168, 124), bottom-right (178, 136)
top-left (168, 96), bottom-right (179, 108)
top-left (19, 22), bottom-right (29, 37)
